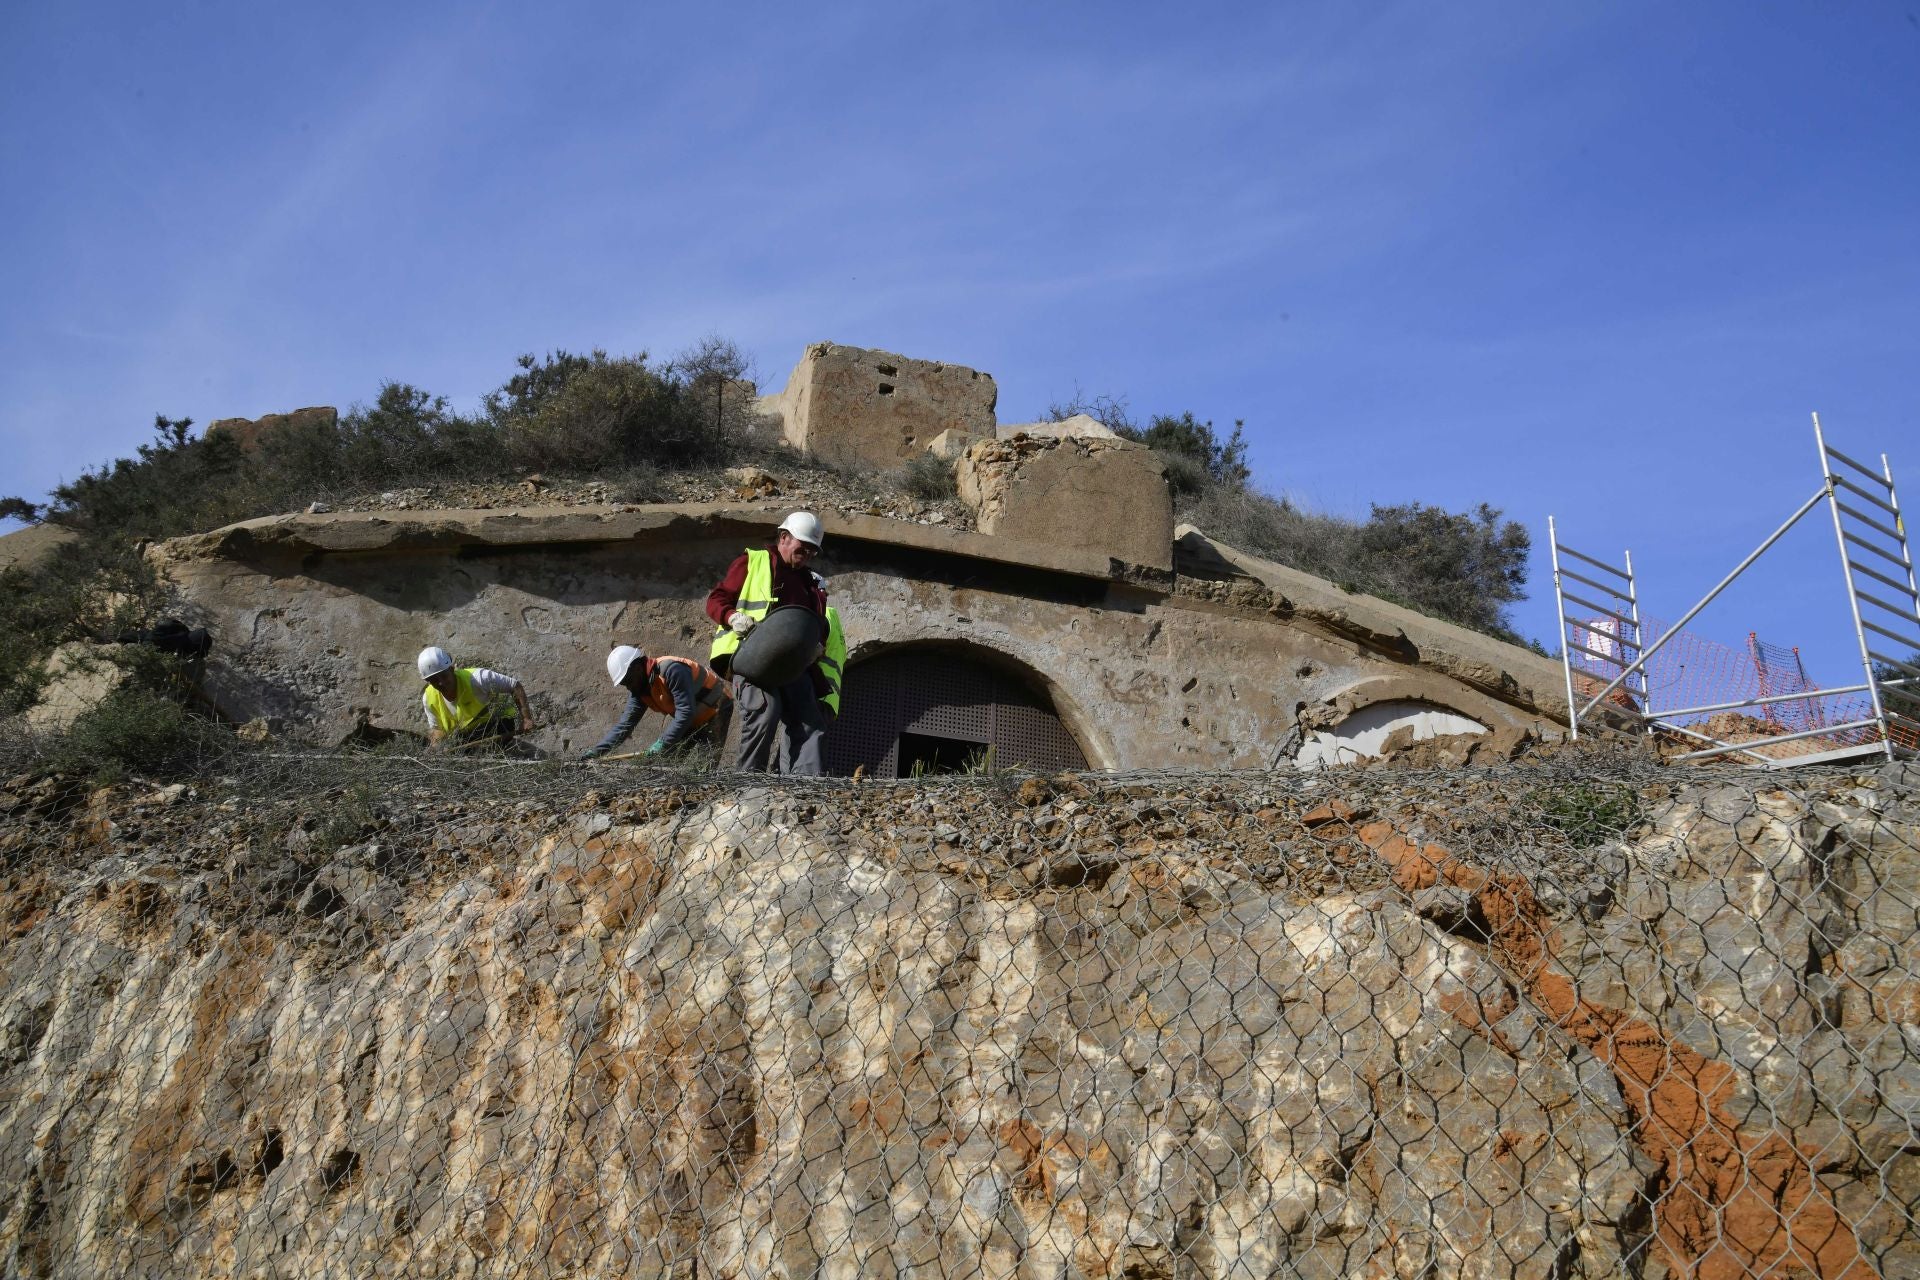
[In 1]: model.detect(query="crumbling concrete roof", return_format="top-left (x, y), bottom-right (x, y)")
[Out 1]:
top-left (156, 502), bottom-right (1570, 727)
top-left (154, 501), bottom-right (1144, 580)
top-left (1175, 523), bottom-right (1569, 720)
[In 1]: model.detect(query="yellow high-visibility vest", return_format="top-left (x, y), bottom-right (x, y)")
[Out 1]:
top-left (820, 607), bottom-right (846, 715)
top-left (422, 669), bottom-right (509, 733)
top-left (709, 548), bottom-right (775, 667)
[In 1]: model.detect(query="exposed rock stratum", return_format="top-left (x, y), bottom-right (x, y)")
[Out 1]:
top-left (1, 757), bottom-right (1916, 1278)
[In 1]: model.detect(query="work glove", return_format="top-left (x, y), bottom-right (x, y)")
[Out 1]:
top-left (727, 611), bottom-right (756, 635)
top-left (644, 741), bottom-right (665, 756)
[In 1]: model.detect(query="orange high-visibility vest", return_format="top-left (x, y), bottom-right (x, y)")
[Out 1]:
top-left (639, 655), bottom-right (730, 728)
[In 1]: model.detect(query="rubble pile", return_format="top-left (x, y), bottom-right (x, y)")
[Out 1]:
top-left (322, 460), bottom-right (973, 530)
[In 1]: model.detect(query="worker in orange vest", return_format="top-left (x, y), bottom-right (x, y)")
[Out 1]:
top-left (582, 646), bottom-right (733, 759)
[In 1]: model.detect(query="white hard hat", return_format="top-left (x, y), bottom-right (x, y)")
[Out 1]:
top-left (417, 646), bottom-right (453, 679)
top-left (779, 510), bottom-right (824, 548)
top-left (607, 645), bottom-right (644, 687)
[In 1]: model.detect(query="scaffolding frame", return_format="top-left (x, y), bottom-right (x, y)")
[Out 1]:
top-left (1550, 416), bottom-right (1919, 766)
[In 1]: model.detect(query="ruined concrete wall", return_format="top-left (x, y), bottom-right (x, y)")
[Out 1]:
top-left (204, 406), bottom-right (339, 454)
top-left (760, 343), bottom-right (997, 468)
top-left (2, 761), bottom-right (1916, 1278)
top-left (152, 505), bottom-right (1565, 764)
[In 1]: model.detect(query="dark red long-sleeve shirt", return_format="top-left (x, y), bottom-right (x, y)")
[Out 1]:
top-left (705, 545), bottom-right (828, 633)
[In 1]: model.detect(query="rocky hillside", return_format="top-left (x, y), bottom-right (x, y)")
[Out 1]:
top-left (1, 753), bottom-right (1916, 1278)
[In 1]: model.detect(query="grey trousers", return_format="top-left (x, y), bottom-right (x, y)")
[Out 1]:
top-left (733, 674), bottom-right (827, 775)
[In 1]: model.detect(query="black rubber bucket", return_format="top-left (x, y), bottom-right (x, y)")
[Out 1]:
top-left (730, 606), bottom-right (822, 689)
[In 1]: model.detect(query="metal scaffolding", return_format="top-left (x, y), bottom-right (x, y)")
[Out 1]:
top-left (1550, 416), bottom-right (1919, 765)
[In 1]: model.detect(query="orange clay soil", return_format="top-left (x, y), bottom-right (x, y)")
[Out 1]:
top-left (1355, 819), bottom-right (1870, 1280)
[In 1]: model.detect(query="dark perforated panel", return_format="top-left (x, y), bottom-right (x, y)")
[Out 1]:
top-left (822, 649), bottom-right (1088, 777)
top-left (993, 699), bottom-right (1087, 772)
top-left (827, 657), bottom-right (900, 778)
top-left (901, 660), bottom-right (993, 741)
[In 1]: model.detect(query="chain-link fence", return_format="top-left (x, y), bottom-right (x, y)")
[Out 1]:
top-left (2, 746), bottom-right (1917, 1278)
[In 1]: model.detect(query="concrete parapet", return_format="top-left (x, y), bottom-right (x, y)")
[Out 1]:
top-left (957, 433), bottom-right (1174, 571)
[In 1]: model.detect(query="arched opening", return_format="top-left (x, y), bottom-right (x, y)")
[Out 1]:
top-left (824, 644), bottom-right (1090, 777)
top-left (1294, 698), bottom-right (1488, 769)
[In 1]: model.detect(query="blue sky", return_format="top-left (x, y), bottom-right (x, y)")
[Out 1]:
top-left (3, 2), bottom-right (1917, 684)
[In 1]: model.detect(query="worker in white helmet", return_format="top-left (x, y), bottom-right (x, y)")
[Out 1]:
top-left (582, 646), bottom-right (732, 760)
top-left (416, 646), bottom-right (535, 748)
top-left (705, 511), bottom-right (830, 773)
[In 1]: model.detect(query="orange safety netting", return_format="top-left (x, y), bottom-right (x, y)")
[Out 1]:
top-left (1567, 618), bottom-right (1916, 759)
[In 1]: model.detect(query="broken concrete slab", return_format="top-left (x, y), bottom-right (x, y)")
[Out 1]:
top-left (996, 413), bottom-right (1119, 442)
top-left (956, 433), bottom-right (1174, 571)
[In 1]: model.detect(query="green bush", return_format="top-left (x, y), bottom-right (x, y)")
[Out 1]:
top-left (45, 661), bottom-right (228, 783)
top-left (1048, 396), bottom-right (1248, 497)
top-left (1046, 389), bottom-right (1533, 640)
top-left (1154, 450), bottom-right (1214, 500)
top-left (1357, 502), bottom-right (1531, 636)
top-left (897, 451), bottom-right (958, 501)
top-left (1186, 485), bottom-right (1531, 639)
top-left (487, 350), bottom-right (735, 472)
top-left (1525, 780), bottom-right (1643, 846)
top-left (262, 382), bottom-right (494, 494)
top-left (9, 345), bottom-right (751, 554)
top-left (0, 540), bottom-right (166, 716)
top-left (607, 464), bottom-right (670, 505)
top-left (40, 416), bottom-right (258, 542)
top-left (1123, 411), bottom-right (1250, 492)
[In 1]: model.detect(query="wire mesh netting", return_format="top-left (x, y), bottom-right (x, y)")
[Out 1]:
top-left (2, 746), bottom-right (1918, 1278)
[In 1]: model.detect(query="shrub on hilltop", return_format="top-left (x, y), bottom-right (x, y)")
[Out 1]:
top-left (485, 349), bottom-right (738, 472)
top-left (1048, 393), bottom-right (1533, 642)
top-left (8, 340), bottom-right (756, 550)
top-left (0, 341), bottom-right (753, 715)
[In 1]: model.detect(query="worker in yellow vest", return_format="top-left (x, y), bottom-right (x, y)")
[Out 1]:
top-left (582, 647), bottom-right (733, 760)
top-left (819, 604), bottom-right (846, 721)
top-left (417, 647), bottom-right (535, 748)
top-left (706, 511), bottom-right (830, 773)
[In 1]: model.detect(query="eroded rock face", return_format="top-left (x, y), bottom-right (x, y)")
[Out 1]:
top-left (3, 762), bottom-right (1914, 1278)
top-left (957, 434), bottom-right (1175, 572)
top-left (22, 643), bottom-right (129, 733)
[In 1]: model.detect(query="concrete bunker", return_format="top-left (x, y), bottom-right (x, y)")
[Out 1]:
top-left (824, 641), bottom-right (1089, 777)
top-left (149, 504), bottom-right (1570, 767)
